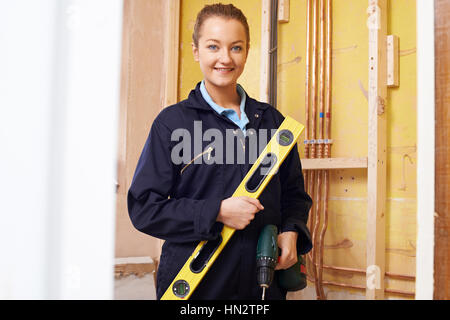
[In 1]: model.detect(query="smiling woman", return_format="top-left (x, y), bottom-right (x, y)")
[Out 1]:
top-left (127, 2), bottom-right (312, 300)
top-left (192, 11), bottom-right (250, 114)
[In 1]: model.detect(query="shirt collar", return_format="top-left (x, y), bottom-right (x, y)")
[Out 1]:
top-left (200, 80), bottom-right (247, 116)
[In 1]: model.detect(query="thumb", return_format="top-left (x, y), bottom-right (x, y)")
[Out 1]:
top-left (244, 197), bottom-right (264, 210)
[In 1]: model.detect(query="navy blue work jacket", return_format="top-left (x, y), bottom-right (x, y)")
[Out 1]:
top-left (127, 82), bottom-right (312, 300)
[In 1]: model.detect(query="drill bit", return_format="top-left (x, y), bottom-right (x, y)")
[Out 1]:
top-left (262, 287), bottom-right (266, 300)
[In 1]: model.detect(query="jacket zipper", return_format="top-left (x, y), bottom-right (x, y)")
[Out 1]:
top-left (180, 146), bottom-right (214, 175)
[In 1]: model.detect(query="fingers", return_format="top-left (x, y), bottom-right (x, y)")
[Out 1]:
top-left (275, 232), bottom-right (299, 270)
top-left (217, 197), bottom-right (264, 230)
top-left (275, 249), bottom-right (298, 270)
top-left (241, 196), bottom-right (264, 211)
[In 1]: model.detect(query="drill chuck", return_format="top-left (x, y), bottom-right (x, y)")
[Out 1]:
top-left (256, 225), bottom-right (279, 289)
top-left (256, 224), bottom-right (308, 298)
top-left (256, 256), bottom-right (277, 288)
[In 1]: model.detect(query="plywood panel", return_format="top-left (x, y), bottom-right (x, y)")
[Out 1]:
top-left (115, 0), bottom-right (169, 258)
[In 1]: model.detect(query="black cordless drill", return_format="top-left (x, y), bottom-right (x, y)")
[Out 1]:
top-left (256, 224), bottom-right (307, 299)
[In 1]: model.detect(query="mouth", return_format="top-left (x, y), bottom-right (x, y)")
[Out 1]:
top-left (214, 67), bottom-right (235, 74)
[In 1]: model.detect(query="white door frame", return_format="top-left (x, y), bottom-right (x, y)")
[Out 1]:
top-left (0, 0), bottom-right (123, 299)
top-left (415, 0), bottom-right (435, 300)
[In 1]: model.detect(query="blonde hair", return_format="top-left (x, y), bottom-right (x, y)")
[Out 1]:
top-left (192, 3), bottom-right (250, 48)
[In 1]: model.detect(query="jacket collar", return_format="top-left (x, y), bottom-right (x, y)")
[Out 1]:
top-left (185, 82), bottom-right (270, 112)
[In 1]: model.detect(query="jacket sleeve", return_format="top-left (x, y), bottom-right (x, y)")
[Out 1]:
top-left (127, 117), bottom-right (223, 243)
top-left (279, 143), bottom-right (313, 255)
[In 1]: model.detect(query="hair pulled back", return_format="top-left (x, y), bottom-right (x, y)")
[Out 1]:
top-left (192, 3), bottom-right (250, 48)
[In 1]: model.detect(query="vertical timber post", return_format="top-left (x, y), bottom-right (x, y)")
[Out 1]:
top-left (163, 0), bottom-right (180, 107)
top-left (366, 0), bottom-right (387, 300)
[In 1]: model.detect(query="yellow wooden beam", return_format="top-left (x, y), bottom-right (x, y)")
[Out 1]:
top-left (301, 157), bottom-right (368, 170)
top-left (387, 35), bottom-right (399, 87)
top-left (163, 0), bottom-right (180, 107)
top-left (366, 0), bottom-right (387, 300)
top-left (278, 0), bottom-right (290, 23)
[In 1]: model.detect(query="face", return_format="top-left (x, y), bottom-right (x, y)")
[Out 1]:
top-left (192, 16), bottom-right (249, 91)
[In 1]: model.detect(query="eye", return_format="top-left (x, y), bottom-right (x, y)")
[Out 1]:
top-left (231, 46), bottom-right (242, 52)
top-left (207, 44), bottom-right (218, 50)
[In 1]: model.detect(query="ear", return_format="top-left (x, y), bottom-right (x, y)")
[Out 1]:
top-left (192, 42), bottom-right (199, 62)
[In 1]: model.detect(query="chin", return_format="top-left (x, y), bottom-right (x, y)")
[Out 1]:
top-left (206, 77), bottom-right (237, 88)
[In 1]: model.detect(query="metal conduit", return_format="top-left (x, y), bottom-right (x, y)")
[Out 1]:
top-left (268, 0), bottom-right (278, 107)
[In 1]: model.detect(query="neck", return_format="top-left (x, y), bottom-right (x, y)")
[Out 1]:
top-left (204, 81), bottom-right (241, 113)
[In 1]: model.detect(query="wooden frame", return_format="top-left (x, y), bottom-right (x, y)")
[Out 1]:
top-left (116, 0), bottom-right (180, 260)
top-left (387, 35), bottom-right (399, 87)
top-left (433, 0), bottom-right (449, 300)
top-left (301, 157), bottom-right (368, 170)
top-left (366, 0), bottom-right (387, 300)
top-left (415, 0), bottom-right (435, 300)
top-left (162, 0), bottom-right (180, 107)
top-left (278, 0), bottom-right (290, 23)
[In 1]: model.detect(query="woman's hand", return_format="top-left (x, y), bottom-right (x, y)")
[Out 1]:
top-left (216, 196), bottom-right (264, 230)
top-left (275, 231), bottom-right (298, 270)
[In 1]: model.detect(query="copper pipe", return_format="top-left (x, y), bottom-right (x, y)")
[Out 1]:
top-left (322, 264), bottom-right (366, 274)
top-left (317, 171), bottom-right (328, 299)
top-left (310, 0), bottom-right (318, 159)
top-left (385, 272), bottom-right (416, 281)
top-left (318, 0), bottom-right (326, 159)
top-left (321, 280), bottom-right (365, 291)
top-left (321, 264), bottom-right (416, 281)
top-left (304, 0), bottom-right (311, 161)
top-left (312, 172), bottom-right (322, 299)
top-left (307, 276), bottom-right (365, 290)
top-left (308, 0), bottom-right (318, 244)
top-left (306, 0), bottom-right (319, 291)
top-left (313, 0), bottom-right (327, 300)
top-left (325, 0), bottom-right (332, 157)
top-left (307, 170), bottom-right (318, 291)
top-left (306, 276), bottom-right (416, 298)
top-left (304, 0), bottom-right (311, 230)
top-left (317, 0), bottom-right (332, 300)
top-left (304, 0), bottom-right (314, 281)
top-left (384, 288), bottom-right (415, 297)
top-left (309, 0), bottom-right (322, 299)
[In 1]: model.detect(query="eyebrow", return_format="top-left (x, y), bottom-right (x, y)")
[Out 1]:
top-left (205, 39), bottom-right (244, 44)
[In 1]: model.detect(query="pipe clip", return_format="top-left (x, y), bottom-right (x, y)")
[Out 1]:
top-left (304, 139), bottom-right (333, 145)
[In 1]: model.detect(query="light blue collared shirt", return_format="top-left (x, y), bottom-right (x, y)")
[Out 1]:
top-left (200, 80), bottom-right (249, 135)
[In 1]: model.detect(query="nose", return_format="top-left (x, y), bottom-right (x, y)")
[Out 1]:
top-left (219, 48), bottom-right (232, 64)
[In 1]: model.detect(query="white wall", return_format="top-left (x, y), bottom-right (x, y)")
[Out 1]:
top-left (0, 0), bottom-right (123, 299)
top-left (415, 0), bottom-right (435, 300)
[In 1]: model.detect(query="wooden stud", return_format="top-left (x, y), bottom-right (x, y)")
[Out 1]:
top-left (116, 0), bottom-right (177, 260)
top-left (301, 157), bottom-right (368, 170)
top-left (366, 0), bottom-right (387, 300)
top-left (434, 0), bottom-right (450, 300)
top-left (387, 35), bottom-right (399, 87)
top-left (278, 0), bottom-right (290, 23)
top-left (159, 0), bottom-right (180, 259)
top-left (162, 0), bottom-right (180, 107)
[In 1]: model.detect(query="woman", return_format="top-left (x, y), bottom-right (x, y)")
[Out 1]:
top-left (127, 3), bottom-right (312, 300)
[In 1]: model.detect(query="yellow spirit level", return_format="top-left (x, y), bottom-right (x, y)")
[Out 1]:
top-left (161, 116), bottom-right (305, 300)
